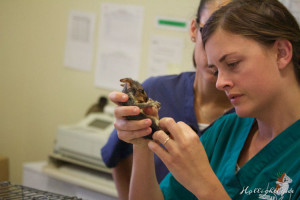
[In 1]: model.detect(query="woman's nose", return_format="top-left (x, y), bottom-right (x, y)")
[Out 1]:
top-left (216, 71), bottom-right (233, 91)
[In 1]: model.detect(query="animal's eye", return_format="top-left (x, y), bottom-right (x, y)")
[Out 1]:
top-left (138, 89), bottom-right (145, 93)
top-left (130, 89), bottom-right (137, 95)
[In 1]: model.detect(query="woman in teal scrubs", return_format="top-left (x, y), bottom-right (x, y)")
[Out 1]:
top-left (111, 0), bottom-right (300, 199)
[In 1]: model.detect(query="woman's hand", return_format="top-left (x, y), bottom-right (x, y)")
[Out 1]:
top-left (110, 91), bottom-right (164, 200)
top-left (109, 91), bottom-right (157, 146)
top-left (148, 118), bottom-right (227, 199)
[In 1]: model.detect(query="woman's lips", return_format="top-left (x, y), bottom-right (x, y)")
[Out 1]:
top-left (227, 93), bottom-right (243, 104)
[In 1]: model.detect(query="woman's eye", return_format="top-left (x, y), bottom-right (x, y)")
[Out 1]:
top-left (208, 67), bottom-right (218, 76)
top-left (212, 69), bottom-right (218, 76)
top-left (227, 61), bottom-right (239, 68)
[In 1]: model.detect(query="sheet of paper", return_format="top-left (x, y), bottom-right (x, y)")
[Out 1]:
top-left (95, 3), bottom-right (144, 90)
top-left (147, 35), bottom-right (184, 77)
top-left (64, 10), bottom-right (96, 71)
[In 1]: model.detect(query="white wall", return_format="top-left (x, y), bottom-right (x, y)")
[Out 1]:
top-left (0, 0), bottom-right (199, 184)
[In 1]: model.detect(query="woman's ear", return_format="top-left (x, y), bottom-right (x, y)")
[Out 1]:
top-left (275, 39), bottom-right (293, 70)
top-left (190, 18), bottom-right (198, 43)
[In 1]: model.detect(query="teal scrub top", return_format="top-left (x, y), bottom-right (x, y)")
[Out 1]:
top-left (160, 113), bottom-right (300, 200)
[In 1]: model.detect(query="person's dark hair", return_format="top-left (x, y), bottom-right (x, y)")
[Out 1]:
top-left (194, 0), bottom-right (228, 68)
top-left (192, 49), bottom-right (196, 68)
top-left (194, 0), bottom-right (215, 68)
top-left (196, 0), bottom-right (230, 23)
top-left (196, 0), bottom-right (211, 23)
top-left (193, 0), bottom-right (208, 68)
top-left (202, 0), bottom-right (300, 81)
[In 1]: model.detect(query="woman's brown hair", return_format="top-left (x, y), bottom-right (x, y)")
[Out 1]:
top-left (202, 0), bottom-right (300, 81)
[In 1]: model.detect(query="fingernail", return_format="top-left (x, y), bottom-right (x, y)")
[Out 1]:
top-left (108, 92), bottom-right (115, 100)
top-left (145, 119), bottom-right (151, 125)
top-left (122, 94), bottom-right (127, 101)
top-left (133, 107), bottom-right (139, 114)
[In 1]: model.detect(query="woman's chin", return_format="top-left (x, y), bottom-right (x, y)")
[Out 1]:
top-left (235, 107), bottom-right (252, 118)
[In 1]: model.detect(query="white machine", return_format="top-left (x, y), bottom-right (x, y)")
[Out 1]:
top-left (52, 111), bottom-right (115, 172)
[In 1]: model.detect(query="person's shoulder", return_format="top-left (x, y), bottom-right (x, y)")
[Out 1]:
top-left (214, 112), bottom-right (253, 128)
top-left (201, 112), bottom-right (254, 143)
top-left (142, 72), bottom-right (195, 89)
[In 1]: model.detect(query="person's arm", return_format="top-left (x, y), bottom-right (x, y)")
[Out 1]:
top-left (109, 91), bottom-right (164, 200)
top-left (129, 145), bottom-right (164, 200)
top-left (112, 155), bottom-right (132, 200)
top-left (149, 118), bottom-right (231, 200)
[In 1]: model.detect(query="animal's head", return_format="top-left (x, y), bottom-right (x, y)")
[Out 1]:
top-left (277, 173), bottom-right (293, 184)
top-left (282, 174), bottom-right (292, 184)
top-left (120, 78), bottom-right (149, 102)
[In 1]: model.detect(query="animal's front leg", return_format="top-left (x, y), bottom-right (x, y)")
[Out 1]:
top-left (135, 102), bottom-right (160, 109)
top-left (136, 98), bottom-right (160, 109)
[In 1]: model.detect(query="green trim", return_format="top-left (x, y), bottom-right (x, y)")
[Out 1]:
top-left (158, 20), bottom-right (186, 28)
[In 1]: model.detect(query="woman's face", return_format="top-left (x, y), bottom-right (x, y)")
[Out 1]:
top-left (205, 28), bottom-right (281, 117)
top-left (194, 1), bottom-right (231, 85)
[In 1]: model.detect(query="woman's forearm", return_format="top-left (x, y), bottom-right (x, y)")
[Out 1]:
top-left (112, 155), bottom-right (133, 200)
top-left (192, 170), bottom-right (232, 200)
top-left (129, 145), bottom-right (164, 200)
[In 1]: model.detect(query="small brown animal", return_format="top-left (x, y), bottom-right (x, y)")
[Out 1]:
top-left (120, 78), bottom-right (161, 139)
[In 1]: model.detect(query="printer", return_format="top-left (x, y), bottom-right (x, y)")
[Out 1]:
top-left (52, 105), bottom-right (115, 173)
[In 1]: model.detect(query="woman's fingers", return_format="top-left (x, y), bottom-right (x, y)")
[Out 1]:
top-left (114, 117), bottom-right (152, 132)
top-left (158, 118), bottom-right (184, 142)
top-left (108, 91), bottom-right (128, 104)
top-left (118, 128), bottom-right (152, 142)
top-left (143, 107), bottom-right (159, 118)
top-left (149, 131), bottom-right (172, 163)
top-left (108, 91), bottom-right (155, 147)
top-left (113, 104), bottom-right (149, 130)
top-left (152, 130), bottom-right (172, 146)
top-left (114, 105), bottom-right (140, 119)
